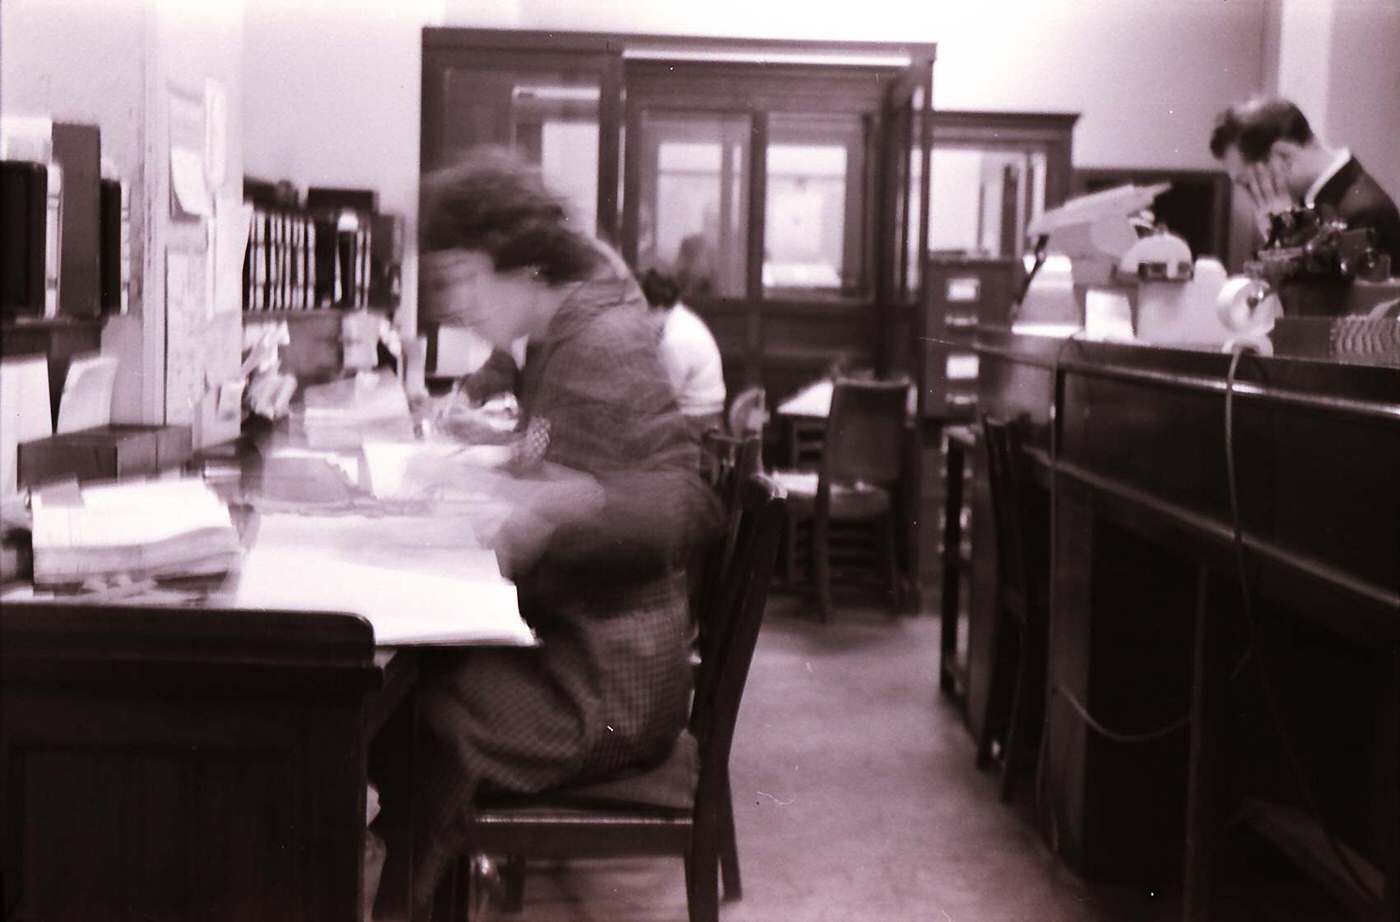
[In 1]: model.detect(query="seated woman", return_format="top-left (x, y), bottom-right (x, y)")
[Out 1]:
top-left (640, 266), bottom-right (727, 440)
top-left (374, 151), bottom-right (720, 916)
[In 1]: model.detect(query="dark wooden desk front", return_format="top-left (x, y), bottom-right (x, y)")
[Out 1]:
top-left (0, 427), bottom-right (498, 921)
top-left (1, 604), bottom-right (391, 922)
top-left (973, 329), bottom-right (1400, 919)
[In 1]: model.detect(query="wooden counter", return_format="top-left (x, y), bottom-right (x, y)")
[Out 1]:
top-left (972, 328), bottom-right (1400, 918)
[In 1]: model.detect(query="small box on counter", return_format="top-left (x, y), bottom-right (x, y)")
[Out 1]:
top-left (17, 424), bottom-right (193, 489)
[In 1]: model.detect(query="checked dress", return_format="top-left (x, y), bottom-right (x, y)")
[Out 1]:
top-left (392, 260), bottom-right (721, 910)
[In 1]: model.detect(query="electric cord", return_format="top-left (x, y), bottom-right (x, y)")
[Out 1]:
top-left (1222, 345), bottom-right (1380, 902)
top-left (1052, 684), bottom-right (1192, 744)
top-left (1030, 332), bottom-right (1221, 853)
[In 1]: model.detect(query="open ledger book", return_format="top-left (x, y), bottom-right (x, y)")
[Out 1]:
top-left (234, 513), bottom-right (534, 647)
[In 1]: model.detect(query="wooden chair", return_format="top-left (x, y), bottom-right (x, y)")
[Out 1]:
top-left (444, 474), bottom-right (788, 922)
top-left (694, 432), bottom-right (764, 647)
top-left (771, 378), bottom-right (910, 620)
top-left (976, 414), bottom-right (1048, 803)
top-left (726, 386), bottom-right (767, 439)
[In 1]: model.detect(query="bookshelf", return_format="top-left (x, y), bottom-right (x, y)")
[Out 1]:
top-left (241, 179), bottom-right (402, 313)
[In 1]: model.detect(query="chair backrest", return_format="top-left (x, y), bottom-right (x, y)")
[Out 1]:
top-left (821, 377), bottom-right (910, 487)
top-left (727, 386), bottom-right (767, 438)
top-left (980, 414), bottom-right (1030, 604)
top-left (698, 431), bottom-right (760, 501)
top-left (689, 474), bottom-right (787, 794)
top-left (693, 432), bottom-right (763, 648)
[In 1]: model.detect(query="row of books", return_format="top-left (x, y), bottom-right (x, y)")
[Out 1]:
top-left (242, 204), bottom-right (372, 311)
top-left (1, 120), bottom-right (131, 319)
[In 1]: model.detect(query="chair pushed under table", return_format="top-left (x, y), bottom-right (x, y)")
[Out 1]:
top-left (771, 377), bottom-right (910, 620)
top-left (440, 474), bottom-right (787, 922)
top-left (976, 413), bottom-right (1049, 803)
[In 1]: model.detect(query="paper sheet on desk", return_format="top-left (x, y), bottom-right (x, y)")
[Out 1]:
top-left (362, 441), bottom-right (512, 499)
top-left (57, 354), bottom-right (118, 434)
top-left (236, 513), bottom-right (532, 646)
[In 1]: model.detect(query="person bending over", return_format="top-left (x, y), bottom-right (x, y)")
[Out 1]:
top-left (1209, 95), bottom-right (1400, 268)
top-left (372, 149), bottom-right (720, 917)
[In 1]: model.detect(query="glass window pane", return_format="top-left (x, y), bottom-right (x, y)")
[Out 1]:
top-left (927, 144), bottom-right (1049, 260)
top-left (764, 113), bottom-right (865, 298)
top-left (441, 69), bottom-right (600, 232)
top-left (905, 119), bottom-right (924, 294)
top-left (637, 112), bottom-right (750, 299)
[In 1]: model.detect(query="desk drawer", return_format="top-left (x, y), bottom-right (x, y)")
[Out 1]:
top-left (922, 343), bottom-right (979, 416)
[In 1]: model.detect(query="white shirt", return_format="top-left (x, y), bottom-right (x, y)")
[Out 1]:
top-left (657, 302), bottom-right (725, 418)
top-left (1304, 147), bottom-right (1351, 208)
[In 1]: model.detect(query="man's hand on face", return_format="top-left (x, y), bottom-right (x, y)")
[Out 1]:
top-left (1245, 160), bottom-right (1295, 239)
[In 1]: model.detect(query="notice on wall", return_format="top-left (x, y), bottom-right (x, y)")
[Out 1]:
top-left (165, 249), bottom-right (208, 425)
top-left (203, 78), bottom-right (228, 188)
top-left (168, 83), bottom-right (208, 222)
top-left (212, 194), bottom-right (252, 316)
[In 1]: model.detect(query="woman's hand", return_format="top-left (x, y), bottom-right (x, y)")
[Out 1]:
top-left (488, 466), bottom-right (605, 577)
top-left (435, 402), bottom-right (517, 444)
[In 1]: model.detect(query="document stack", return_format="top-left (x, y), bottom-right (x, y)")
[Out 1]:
top-left (301, 370), bottom-right (415, 449)
top-left (29, 477), bottom-right (241, 587)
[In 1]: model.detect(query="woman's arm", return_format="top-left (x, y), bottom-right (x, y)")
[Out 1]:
top-left (502, 311), bottom-right (720, 577)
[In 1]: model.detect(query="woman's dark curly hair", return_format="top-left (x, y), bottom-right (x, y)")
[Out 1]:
top-left (420, 148), bottom-right (601, 285)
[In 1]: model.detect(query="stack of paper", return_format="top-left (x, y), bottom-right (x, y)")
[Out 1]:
top-left (1, 356), bottom-right (54, 497)
top-left (30, 477), bottom-right (240, 587)
top-left (56, 353), bottom-right (118, 434)
top-left (302, 371), bottom-right (415, 449)
top-left (361, 441), bottom-right (511, 499)
top-left (235, 513), bottom-right (532, 647)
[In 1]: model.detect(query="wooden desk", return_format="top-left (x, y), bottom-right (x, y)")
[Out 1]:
top-left (1, 603), bottom-right (384, 922)
top-left (1, 425), bottom-right (521, 922)
top-left (974, 329), bottom-right (1400, 918)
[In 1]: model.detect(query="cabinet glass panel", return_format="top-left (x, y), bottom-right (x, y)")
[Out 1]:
top-left (763, 113), bottom-right (867, 299)
top-left (636, 111), bottom-right (750, 299)
top-left (926, 144), bottom-right (1048, 260)
top-left (440, 69), bottom-right (600, 232)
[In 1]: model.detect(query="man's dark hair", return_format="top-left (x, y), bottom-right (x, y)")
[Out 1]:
top-left (420, 147), bottom-right (601, 284)
top-left (639, 266), bottom-right (682, 309)
top-left (1209, 97), bottom-right (1315, 163)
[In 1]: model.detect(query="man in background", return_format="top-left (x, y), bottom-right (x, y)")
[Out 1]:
top-left (1209, 96), bottom-right (1400, 269)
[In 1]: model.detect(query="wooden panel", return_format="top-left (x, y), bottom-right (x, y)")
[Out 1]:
top-left (1, 605), bottom-right (381, 922)
top-left (974, 327), bottom-right (1400, 898)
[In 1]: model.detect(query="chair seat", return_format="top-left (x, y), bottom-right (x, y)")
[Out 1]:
top-left (770, 469), bottom-right (891, 519)
top-left (476, 730), bottom-right (700, 815)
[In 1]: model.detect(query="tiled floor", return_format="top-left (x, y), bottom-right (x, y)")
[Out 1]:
top-left (481, 595), bottom-right (1348, 921)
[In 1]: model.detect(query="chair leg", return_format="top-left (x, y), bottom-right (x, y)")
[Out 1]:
top-left (434, 855), bottom-right (466, 922)
top-left (813, 519), bottom-right (832, 621)
top-left (686, 819), bottom-right (721, 922)
top-left (881, 511), bottom-right (901, 612)
top-left (719, 782), bottom-right (742, 901)
top-left (500, 855), bottom-right (525, 913)
top-left (999, 620), bottom-right (1030, 803)
top-left (976, 599), bottom-right (1011, 770)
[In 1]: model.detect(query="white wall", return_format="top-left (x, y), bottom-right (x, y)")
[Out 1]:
top-left (245, 0), bottom-right (1278, 330)
top-left (242, 0), bottom-right (456, 334)
top-left (493, 0), bottom-right (1272, 169)
top-left (1276, 0), bottom-right (1337, 138)
top-left (2, 0), bottom-right (155, 423)
top-left (1320, 0), bottom-right (1400, 203)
